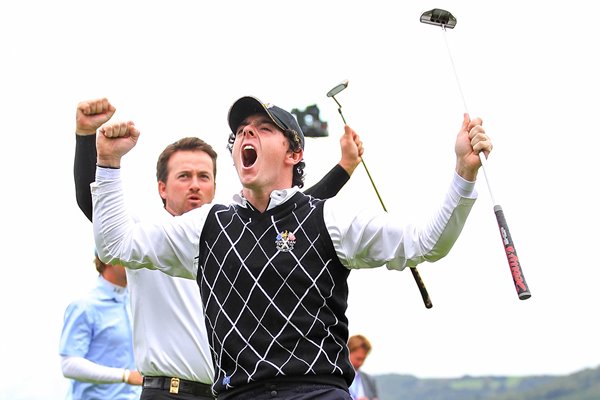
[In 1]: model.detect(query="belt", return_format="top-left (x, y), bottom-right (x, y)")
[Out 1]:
top-left (143, 376), bottom-right (214, 397)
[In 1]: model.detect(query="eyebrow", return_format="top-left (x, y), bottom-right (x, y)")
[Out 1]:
top-left (239, 115), bottom-right (275, 130)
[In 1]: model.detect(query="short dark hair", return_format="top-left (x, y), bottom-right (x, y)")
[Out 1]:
top-left (156, 137), bottom-right (218, 206)
top-left (227, 127), bottom-right (305, 188)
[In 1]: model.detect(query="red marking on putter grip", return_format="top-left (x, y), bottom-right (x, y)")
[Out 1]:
top-left (495, 206), bottom-right (531, 300)
top-left (505, 246), bottom-right (527, 292)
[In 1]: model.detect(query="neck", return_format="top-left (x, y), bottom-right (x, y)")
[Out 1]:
top-left (243, 179), bottom-right (293, 212)
top-left (242, 187), bottom-right (272, 212)
top-left (102, 266), bottom-right (126, 287)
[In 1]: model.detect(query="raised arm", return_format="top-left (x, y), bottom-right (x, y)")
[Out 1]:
top-left (73, 98), bottom-right (116, 222)
top-left (305, 125), bottom-right (364, 199)
top-left (326, 115), bottom-right (493, 270)
top-left (92, 120), bottom-right (201, 279)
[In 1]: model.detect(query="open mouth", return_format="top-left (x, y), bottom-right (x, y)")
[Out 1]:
top-left (242, 145), bottom-right (257, 167)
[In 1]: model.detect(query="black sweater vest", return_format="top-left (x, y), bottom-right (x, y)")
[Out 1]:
top-left (197, 192), bottom-right (354, 393)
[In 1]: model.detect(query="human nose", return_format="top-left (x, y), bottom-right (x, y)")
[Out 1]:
top-left (242, 124), bottom-right (256, 138)
top-left (189, 176), bottom-right (201, 191)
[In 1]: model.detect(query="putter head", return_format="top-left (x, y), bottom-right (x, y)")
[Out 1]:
top-left (420, 8), bottom-right (456, 29)
top-left (327, 79), bottom-right (349, 98)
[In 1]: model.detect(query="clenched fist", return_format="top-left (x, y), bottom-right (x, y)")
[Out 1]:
top-left (96, 121), bottom-right (140, 168)
top-left (76, 98), bottom-right (116, 135)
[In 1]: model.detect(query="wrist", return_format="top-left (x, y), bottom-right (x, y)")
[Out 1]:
top-left (75, 129), bottom-right (97, 136)
top-left (338, 160), bottom-right (357, 177)
top-left (97, 157), bottom-right (121, 169)
top-left (122, 369), bottom-right (130, 383)
top-left (455, 166), bottom-right (477, 182)
top-left (455, 158), bottom-right (479, 182)
top-left (97, 163), bottom-right (120, 169)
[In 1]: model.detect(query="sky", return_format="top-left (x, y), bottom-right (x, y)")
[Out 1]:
top-left (1, 1), bottom-right (599, 398)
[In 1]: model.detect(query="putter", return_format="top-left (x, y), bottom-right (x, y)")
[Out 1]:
top-left (327, 80), bottom-right (433, 309)
top-left (420, 8), bottom-right (531, 300)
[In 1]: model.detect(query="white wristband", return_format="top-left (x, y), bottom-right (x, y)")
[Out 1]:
top-left (122, 369), bottom-right (130, 383)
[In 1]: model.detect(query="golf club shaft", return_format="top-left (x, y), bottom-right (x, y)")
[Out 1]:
top-left (362, 157), bottom-right (433, 308)
top-left (360, 159), bottom-right (387, 213)
top-left (337, 105), bottom-right (433, 308)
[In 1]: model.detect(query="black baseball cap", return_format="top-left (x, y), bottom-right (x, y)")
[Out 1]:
top-left (227, 96), bottom-right (305, 149)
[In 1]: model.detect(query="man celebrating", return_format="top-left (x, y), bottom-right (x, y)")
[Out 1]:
top-left (74, 97), bottom-right (363, 399)
top-left (92, 95), bottom-right (492, 399)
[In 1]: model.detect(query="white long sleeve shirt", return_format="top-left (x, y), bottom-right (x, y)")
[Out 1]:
top-left (92, 167), bottom-right (477, 280)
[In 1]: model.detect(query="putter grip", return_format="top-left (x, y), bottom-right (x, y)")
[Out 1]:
top-left (410, 267), bottom-right (433, 309)
top-left (494, 205), bottom-right (531, 300)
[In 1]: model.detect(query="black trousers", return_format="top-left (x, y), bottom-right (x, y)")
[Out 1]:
top-left (140, 387), bottom-right (215, 400)
top-left (217, 382), bottom-right (351, 400)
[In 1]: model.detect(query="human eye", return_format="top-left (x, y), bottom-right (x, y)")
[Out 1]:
top-left (259, 123), bottom-right (274, 132)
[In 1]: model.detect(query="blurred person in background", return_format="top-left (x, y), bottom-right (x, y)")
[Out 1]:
top-left (348, 334), bottom-right (379, 400)
top-left (59, 254), bottom-right (143, 400)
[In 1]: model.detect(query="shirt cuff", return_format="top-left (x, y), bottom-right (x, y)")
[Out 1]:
top-left (452, 171), bottom-right (477, 198)
top-left (96, 166), bottom-right (121, 180)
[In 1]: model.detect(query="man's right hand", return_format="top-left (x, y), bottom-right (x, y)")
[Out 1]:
top-left (338, 125), bottom-right (364, 176)
top-left (97, 121), bottom-right (140, 168)
top-left (76, 98), bottom-right (116, 135)
top-left (126, 370), bottom-right (144, 386)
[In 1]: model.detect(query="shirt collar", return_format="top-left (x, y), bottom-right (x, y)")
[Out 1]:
top-left (96, 275), bottom-right (128, 302)
top-left (233, 187), bottom-right (301, 211)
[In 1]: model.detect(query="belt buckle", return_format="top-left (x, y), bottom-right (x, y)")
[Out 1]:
top-left (169, 377), bottom-right (180, 394)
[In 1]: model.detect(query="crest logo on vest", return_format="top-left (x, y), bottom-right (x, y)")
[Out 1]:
top-left (275, 230), bottom-right (296, 252)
